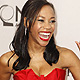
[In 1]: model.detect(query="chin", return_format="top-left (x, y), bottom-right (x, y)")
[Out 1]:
top-left (39, 41), bottom-right (49, 47)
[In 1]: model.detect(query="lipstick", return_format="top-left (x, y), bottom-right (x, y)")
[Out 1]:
top-left (39, 31), bottom-right (51, 41)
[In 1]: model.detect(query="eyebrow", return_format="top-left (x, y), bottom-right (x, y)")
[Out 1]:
top-left (37, 16), bottom-right (55, 19)
top-left (50, 17), bottom-right (55, 19)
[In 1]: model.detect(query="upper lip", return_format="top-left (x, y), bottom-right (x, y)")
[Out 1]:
top-left (39, 31), bottom-right (51, 33)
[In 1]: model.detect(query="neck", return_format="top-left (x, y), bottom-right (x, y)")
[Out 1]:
top-left (28, 39), bottom-right (46, 58)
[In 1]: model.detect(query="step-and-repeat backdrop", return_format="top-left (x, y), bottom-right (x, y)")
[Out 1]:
top-left (0, 0), bottom-right (80, 80)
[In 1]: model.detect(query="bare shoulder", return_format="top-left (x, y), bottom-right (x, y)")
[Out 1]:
top-left (57, 46), bottom-right (80, 80)
top-left (0, 51), bottom-right (13, 69)
top-left (57, 46), bottom-right (79, 65)
top-left (0, 51), bottom-right (18, 71)
top-left (57, 45), bottom-right (78, 58)
top-left (0, 51), bottom-right (17, 80)
top-left (57, 45), bottom-right (74, 54)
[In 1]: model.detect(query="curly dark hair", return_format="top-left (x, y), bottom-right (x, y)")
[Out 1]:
top-left (8, 0), bottom-right (59, 71)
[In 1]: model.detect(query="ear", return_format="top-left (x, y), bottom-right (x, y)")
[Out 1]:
top-left (24, 17), bottom-right (29, 28)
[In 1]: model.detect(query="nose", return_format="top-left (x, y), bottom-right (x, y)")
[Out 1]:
top-left (43, 22), bottom-right (52, 30)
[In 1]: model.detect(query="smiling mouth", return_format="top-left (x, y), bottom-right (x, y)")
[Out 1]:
top-left (39, 31), bottom-right (51, 41)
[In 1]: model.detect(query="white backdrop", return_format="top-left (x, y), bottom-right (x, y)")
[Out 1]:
top-left (0, 0), bottom-right (80, 80)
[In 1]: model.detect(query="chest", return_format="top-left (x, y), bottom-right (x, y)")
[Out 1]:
top-left (27, 59), bottom-right (63, 76)
top-left (13, 57), bottom-right (65, 76)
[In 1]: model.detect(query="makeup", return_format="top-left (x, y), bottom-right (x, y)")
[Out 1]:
top-left (39, 31), bottom-right (51, 41)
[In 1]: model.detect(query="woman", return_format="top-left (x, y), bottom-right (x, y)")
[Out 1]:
top-left (0, 0), bottom-right (80, 80)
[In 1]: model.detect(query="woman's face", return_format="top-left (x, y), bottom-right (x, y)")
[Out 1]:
top-left (28, 5), bottom-right (55, 47)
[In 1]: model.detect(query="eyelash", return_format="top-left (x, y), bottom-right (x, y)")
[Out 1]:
top-left (38, 19), bottom-right (44, 22)
top-left (50, 20), bottom-right (56, 23)
top-left (37, 19), bottom-right (56, 23)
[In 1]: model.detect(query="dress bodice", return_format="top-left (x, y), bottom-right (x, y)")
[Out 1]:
top-left (13, 68), bottom-right (66, 80)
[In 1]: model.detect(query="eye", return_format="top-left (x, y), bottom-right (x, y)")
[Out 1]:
top-left (38, 19), bottom-right (44, 22)
top-left (50, 20), bottom-right (56, 23)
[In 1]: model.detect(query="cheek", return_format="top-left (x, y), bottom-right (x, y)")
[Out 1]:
top-left (52, 25), bottom-right (55, 33)
top-left (33, 21), bottom-right (40, 29)
top-left (32, 23), bottom-right (41, 33)
top-left (31, 25), bottom-right (39, 36)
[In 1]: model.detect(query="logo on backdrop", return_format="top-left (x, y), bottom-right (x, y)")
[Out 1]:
top-left (0, 5), bottom-right (21, 26)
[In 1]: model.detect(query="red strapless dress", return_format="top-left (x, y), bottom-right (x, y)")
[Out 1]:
top-left (13, 68), bottom-right (66, 80)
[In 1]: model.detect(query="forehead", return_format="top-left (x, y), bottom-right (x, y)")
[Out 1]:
top-left (38, 5), bottom-right (55, 18)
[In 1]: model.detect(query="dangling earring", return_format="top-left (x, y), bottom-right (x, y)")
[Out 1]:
top-left (25, 27), bottom-right (27, 35)
top-left (24, 17), bottom-right (27, 35)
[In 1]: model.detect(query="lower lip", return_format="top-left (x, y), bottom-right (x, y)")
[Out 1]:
top-left (39, 35), bottom-right (50, 41)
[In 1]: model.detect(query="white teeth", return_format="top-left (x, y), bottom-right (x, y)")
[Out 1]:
top-left (39, 32), bottom-right (50, 36)
top-left (39, 32), bottom-right (51, 39)
top-left (39, 35), bottom-right (49, 39)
